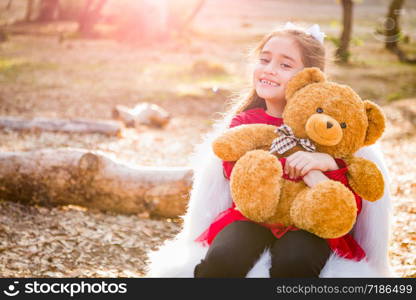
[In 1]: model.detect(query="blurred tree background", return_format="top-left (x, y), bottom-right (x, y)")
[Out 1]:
top-left (0, 0), bottom-right (415, 277)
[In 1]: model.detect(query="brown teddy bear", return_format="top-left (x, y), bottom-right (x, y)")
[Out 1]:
top-left (212, 67), bottom-right (386, 239)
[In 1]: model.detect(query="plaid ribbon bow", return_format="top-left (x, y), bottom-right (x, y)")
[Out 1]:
top-left (270, 124), bottom-right (316, 155)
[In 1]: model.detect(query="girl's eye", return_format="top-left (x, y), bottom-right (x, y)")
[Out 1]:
top-left (316, 107), bottom-right (323, 113)
top-left (281, 63), bottom-right (291, 68)
top-left (260, 58), bottom-right (269, 63)
top-left (340, 122), bottom-right (347, 129)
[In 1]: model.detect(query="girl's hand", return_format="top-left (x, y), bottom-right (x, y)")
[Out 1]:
top-left (285, 151), bottom-right (339, 179)
top-left (302, 170), bottom-right (330, 188)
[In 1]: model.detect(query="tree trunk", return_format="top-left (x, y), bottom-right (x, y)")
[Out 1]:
top-left (335, 0), bottom-right (353, 63)
top-left (385, 0), bottom-right (416, 63)
top-left (0, 116), bottom-right (123, 137)
top-left (6, 0), bottom-right (13, 10)
top-left (385, 0), bottom-right (404, 51)
top-left (178, 0), bottom-right (205, 34)
top-left (0, 148), bottom-right (192, 217)
top-left (78, 0), bottom-right (107, 37)
top-left (25, 0), bottom-right (35, 22)
top-left (37, 0), bottom-right (60, 22)
top-left (0, 29), bottom-right (7, 43)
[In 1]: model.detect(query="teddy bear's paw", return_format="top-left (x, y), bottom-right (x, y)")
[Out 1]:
top-left (230, 150), bottom-right (283, 222)
top-left (345, 157), bottom-right (385, 202)
top-left (290, 181), bottom-right (357, 239)
top-left (212, 124), bottom-right (278, 161)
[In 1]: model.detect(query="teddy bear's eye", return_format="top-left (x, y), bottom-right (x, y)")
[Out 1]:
top-left (340, 122), bottom-right (347, 129)
top-left (316, 107), bottom-right (323, 113)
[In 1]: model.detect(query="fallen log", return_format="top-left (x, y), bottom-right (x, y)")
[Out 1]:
top-left (112, 102), bottom-right (171, 128)
top-left (0, 148), bottom-right (192, 217)
top-left (0, 116), bottom-right (123, 137)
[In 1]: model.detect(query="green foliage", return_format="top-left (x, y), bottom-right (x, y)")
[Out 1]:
top-left (351, 37), bottom-right (363, 47)
top-left (326, 34), bottom-right (363, 48)
top-left (385, 80), bottom-right (416, 102)
top-left (329, 20), bottom-right (341, 29)
top-left (326, 34), bottom-right (340, 48)
top-left (0, 58), bottom-right (58, 82)
top-left (337, 50), bottom-right (351, 63)
top-left (387, 91), bottom-right (404, 102)
top-left (0, 58), bottom-right (28, 80)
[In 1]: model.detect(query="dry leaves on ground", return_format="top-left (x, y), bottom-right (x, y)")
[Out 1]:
top-left (0, 202), bottom-right (181, 277)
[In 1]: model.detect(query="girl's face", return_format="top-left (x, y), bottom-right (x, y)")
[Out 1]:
top-left (253, 36), bottom-right (305, 104)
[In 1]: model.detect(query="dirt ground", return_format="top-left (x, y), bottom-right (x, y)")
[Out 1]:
top-left (0, 0), bottom-right (415, 277)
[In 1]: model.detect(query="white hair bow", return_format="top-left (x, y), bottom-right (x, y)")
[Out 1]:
top-left (283, 22), bottom-right (326, 44)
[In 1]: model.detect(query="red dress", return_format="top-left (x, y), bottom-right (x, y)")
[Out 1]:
top-left (195, 108), bottom-right (366, 261)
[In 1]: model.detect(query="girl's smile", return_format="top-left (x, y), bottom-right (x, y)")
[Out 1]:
top-left (258, 78), bottom-right (281, 87)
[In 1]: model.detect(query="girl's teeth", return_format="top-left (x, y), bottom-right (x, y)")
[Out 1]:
top-left (260, 79), bottom-right (278, 87)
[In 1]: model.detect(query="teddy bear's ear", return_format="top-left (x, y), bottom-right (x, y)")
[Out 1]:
top-left (363, 100), bottom-right (386, 146)
top-left (285, 67), bottom-right (326, 100)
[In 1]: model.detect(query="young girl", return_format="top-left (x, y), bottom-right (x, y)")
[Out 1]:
top-left (193, 23), bottom-right (366, 278)
top-left (145, 23), bottom-right (392, 279)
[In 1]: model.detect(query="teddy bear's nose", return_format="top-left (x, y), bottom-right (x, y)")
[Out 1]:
top-left (326, 121), bottom-right (333, 129)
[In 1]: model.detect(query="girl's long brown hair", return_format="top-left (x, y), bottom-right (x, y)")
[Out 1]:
top-left (219, 25), bottom-right (326, 126)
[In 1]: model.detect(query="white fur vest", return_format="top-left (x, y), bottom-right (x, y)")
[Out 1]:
top-left (145, 119), bottom-right (394, 277)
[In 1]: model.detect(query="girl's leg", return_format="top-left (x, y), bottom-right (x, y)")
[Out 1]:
top-left (269, 230), bottom-right (331, 278)
top-left (194, 221), bottom-right (275, 278)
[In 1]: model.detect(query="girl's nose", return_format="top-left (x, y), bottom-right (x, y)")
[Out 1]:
top-left (264, 67), bottom-right (277, 76)
top-left (264, 63), bottom-right (278, 76)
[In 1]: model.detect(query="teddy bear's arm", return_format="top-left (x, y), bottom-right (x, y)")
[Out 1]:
top-left (212, 124), bottom-right (277, 161)
top-left (343, 156), bottom-right (385, 202)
